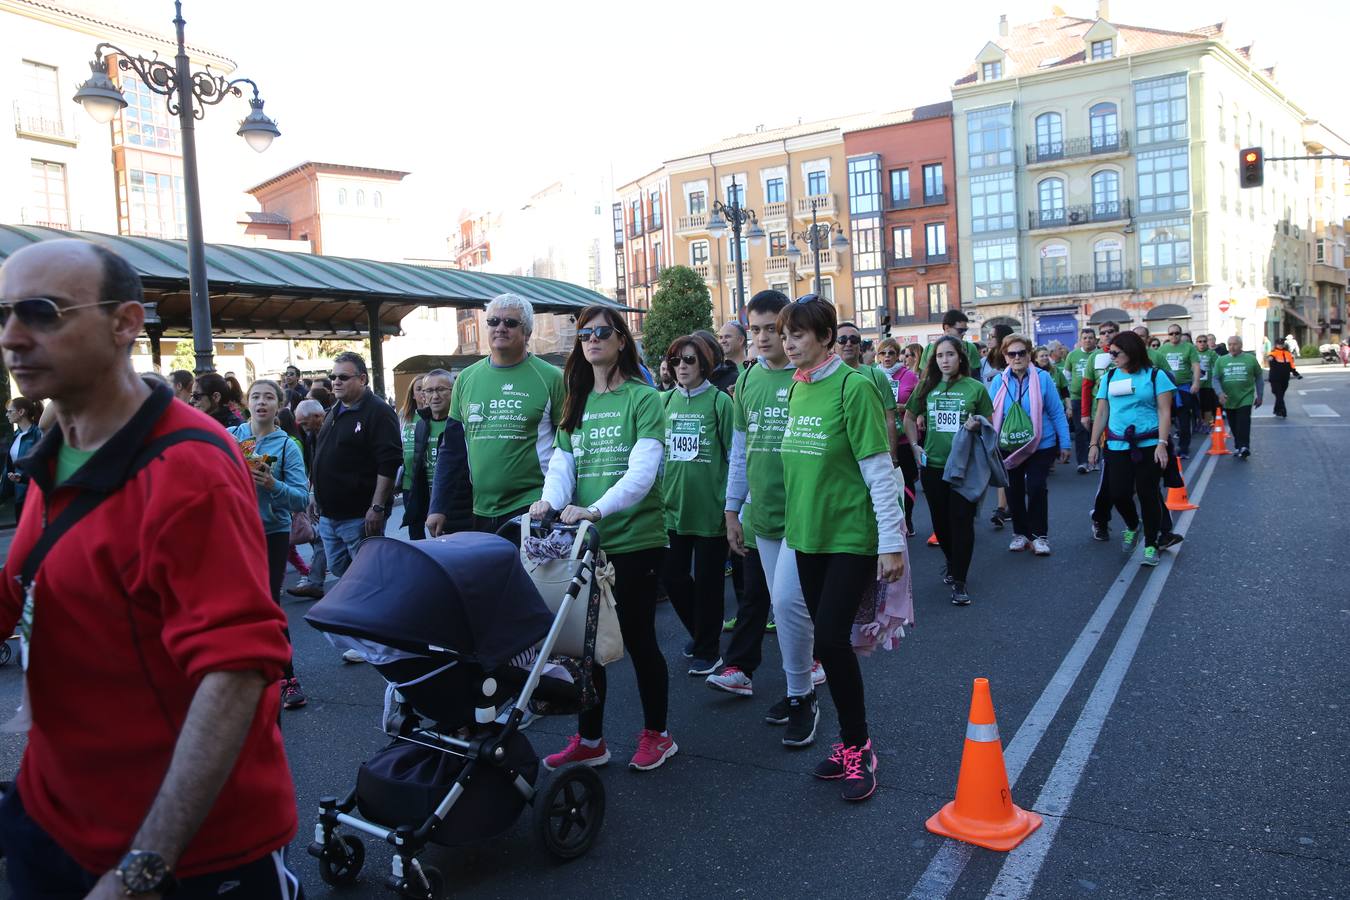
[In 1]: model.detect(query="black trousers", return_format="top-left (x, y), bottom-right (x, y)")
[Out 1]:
top-left (1269, 378), bottom-right (1289, 417)
top-left (1005, 447), bottom-right (1056, 538)
top-left (722, 548), bottom-right (770, 676)
top-left (1225, 404), bottom-right (1253, 449)
top-left (796, 551), bottom-right (875, 748)
top-left (265, 531), bottom-right (296, 680)
top-left (920, 466), bottom-right (976, 583)
top-left (473, 505), bottom-right (532, 536)
top-left (580, 547), bottom-right (667, 740)
top-left (1104, 449), bottom-right (1165, 548)
top-left (1175, 391), bottom-right (1197, 454)
top-left (664, 532), bottom-right (729, 661)
top-left (895, 445), bottom-right (919, 531)
top-left (1092, 454), bottom-right (1173, 533)
top-left (1069, 397), bottom-right (1091, 465)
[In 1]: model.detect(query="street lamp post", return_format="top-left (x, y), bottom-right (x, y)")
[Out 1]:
top-left (705, 177), bottom-right (765, 320)
top-left (787, 206), bottom-right (849, 297)
top-left (72, 1), bottom-right (279, 375)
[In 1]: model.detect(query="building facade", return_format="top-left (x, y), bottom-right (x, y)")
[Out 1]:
top-left (242, 161), bottom-right (410, 260)
top-left (1302, 122), bottom-right (1349, 345)
top-left (613, 168), bottom-right (672, 333)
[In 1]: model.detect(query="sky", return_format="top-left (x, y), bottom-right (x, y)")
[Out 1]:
top-left (71, 0), bottom-right (1350, 258)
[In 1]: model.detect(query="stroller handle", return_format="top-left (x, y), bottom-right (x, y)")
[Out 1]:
top-left (498, 513), bottom-right (601, 555)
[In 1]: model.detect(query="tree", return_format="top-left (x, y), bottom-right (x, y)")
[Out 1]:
top-left (168, 340), bottom-right (196, 375)
top-left (640, 265), bottom-right (712, 369)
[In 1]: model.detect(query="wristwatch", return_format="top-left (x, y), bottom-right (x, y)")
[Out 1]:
top-left (117, 850), bottom-right (178, 895)
top-left (371, 503), bottom-right (387, 514)
top-left (586, 505), bottom-right (602, 520)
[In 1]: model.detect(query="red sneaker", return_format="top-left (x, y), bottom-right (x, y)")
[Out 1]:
top-left (543, 734), bottom-right (609, 770)
top-left (628, 729), bottom-right (678, 771)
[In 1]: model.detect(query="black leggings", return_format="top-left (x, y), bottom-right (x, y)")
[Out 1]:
top-left (1225, 404), bottom-right (1253, 448)
top-left (723, 548), bottom-right (770, 675)
top-left (664, 532), bottom-right (728, 661)
top-left (920, 466), bottom-right (976, 583)
top-left (796, 551), bottom-right (874, 747)
top-left (894, 444), bottom-right (919, 531)
top-left (1104, 449), bottom-right (1164, 548)
top-left (580, 547), bottom-right (667, 740)
top-left (265, 531), bottom-right (296, 680)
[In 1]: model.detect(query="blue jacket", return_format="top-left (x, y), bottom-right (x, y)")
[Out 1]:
top-left (3, 425), bottom-right (42, 504)
top-left (988, 367), bottom-right (1071, 453)
top-left (227, 423), bottom-right (310, 534)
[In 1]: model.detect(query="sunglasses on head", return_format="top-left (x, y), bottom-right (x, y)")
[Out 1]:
top-left (837, 335), bottom-right (862, 346)
top-left (793, 293), bottom-right (823, 305)
top-left (670, 353), bottom-right (699, 366)
top-left (577, 325), bottom-right (616, 342)
top-left (0, 297), bottom-right (119, 331)
top-left (486, 316), bottom-right (522, 329)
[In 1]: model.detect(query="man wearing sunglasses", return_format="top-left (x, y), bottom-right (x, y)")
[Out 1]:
top-left (0, 240), bottom-right (302, 897)
top-left (431, 293), bottom-right (564, 536)
top-left (1159, 324), bottom-right (1202, 458)
top-left (919, 309), bottom-right (984, 373)
top-left (837, 322), bottom-right (899, 458)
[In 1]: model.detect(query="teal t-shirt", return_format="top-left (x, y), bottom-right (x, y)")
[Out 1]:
top-left (1160, 341), bottom-right (1200, 390)
top-left (903, 375), bottom-right (993, 469)
top-left (780, 365), bottom-right (889, 555)
top-left (662, 385), bottom-right (733, 536)
top-left (733, 364), bottom-right (796, 541)
top-left (555, 379), bottom-right (667, 554)
top-left (1214, 353), bottom-right (1262, 408)
top-left (1094, 367), bottom-right (1177, 450)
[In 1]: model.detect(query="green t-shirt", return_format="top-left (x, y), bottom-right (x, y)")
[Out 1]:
top-left (661, 385), bottom-right (733, 536)
top-left (56, 444), bottom-right (96, 485)
top-left (780, 365), bottom-right (889, 555)
top-left (555, 379), bottom-right (667, 554)
top-left (452, 354), bottom-right (565, 517)
top-left (425, 418), bottom-right (448, 483)
top-left (1160, 341), bottom-right (1199, 389)
top-left (1196, 349), bottom-right (1218, 383)
top-left (1147, 348), bottom-right (1170, 372)
top-left (1065, 348), bottom-right (1094, 396)
top-left (1214, 353), bottom-right (1262, 408)
top-left (904, 375), bottom-right (994, 470)
top-left (920, 339), bottom-right (983, 375)
top-left (732, 364), bottom-right (796, 540)
top-left (1085, 348), bottom-right (1115, 388)
top-left (845, 362), bottom-right (898, 413)
top-left (399, 420), bottom-right (417, 491)
top-left (1047, 364), bottom-right (1069, 396)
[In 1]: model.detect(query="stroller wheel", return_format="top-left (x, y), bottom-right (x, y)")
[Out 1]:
top-left (317, 834), bottom-right (364, 886)
top-left (533, 762), bottom-right (605, 860)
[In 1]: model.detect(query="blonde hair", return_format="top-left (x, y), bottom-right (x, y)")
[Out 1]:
top-left (877, 338), bottom-right (901, 356)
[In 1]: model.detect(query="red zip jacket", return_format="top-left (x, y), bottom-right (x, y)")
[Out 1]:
top-left (0, 385), bottom-right (297, 877)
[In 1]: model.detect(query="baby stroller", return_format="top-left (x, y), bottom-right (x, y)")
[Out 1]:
top-left (304, 525), bottom-right (607, 898)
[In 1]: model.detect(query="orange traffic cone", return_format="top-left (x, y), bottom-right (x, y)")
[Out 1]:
top-left (1206, 409), bottom-right (1229, 456)
top-left (927, 532), bottom-right (940, 547)
top-left (1165, 472), bottom-right (1198, 512)
top-left (926, 678), bottom-right (1042, 851)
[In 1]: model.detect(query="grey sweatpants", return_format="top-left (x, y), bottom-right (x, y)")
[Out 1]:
top-left (757, 535), bottom-right (815, 697)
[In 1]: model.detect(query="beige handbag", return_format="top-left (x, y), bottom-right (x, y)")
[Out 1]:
top-left (519, 518), bottom-right (624, 666)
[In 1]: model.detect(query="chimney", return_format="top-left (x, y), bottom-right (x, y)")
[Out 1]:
top-left (1097, 0), bottom-right (1110, 19)
top-left (999, 14), bottom-right (1009, 36)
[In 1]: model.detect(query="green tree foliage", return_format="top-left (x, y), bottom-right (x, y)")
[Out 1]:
top-left (640, 265), bottom-right (712, 369)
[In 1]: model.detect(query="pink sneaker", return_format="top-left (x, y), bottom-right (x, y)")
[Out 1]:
top-left (543, 734), bottom-right (610, 770)
top-left (811, 660), bottom-right (827, 687)
top-left (628, 729), bottom-right (678, 771)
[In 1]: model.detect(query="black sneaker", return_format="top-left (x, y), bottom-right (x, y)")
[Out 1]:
top-left (687, 657), bottom-right (722, 677)
top-left (281, 677), bottom-right (307, 710)
top-left (1091, 520), bottom-right (1110, 542)
top-left (782, 693), bottom-right (819, 747)
top-left (765, 696), bottom-right (790, 725)
top-left (940, 564), bottom-right (955, 586)
top-left (682, 640), bottom-right (694, 659)
top-left (839, 741), bottom-right (879, 802)
top-left (990, 507), bottom-right (1008, 530)
top-left (813, 742), bottom-right (848, 779)
top-left (951, 582), bottom-right (971, 606)
top-left (1076, 464), bottom-right (1088, 474)
top-left (1157, 532), bottom-right (1184, 551)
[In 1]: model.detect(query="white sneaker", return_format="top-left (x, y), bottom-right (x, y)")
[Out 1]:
top-left (342, 649), bottom-right (365, 664)
top-left (1009, 535), bottom-right (1030, 552)
top-left (706, 667), bottom-right (753, 696)
top-left (811, 660), bottom-right (827, 686)
top-left (1032, 537), bottom-right (1051, 556)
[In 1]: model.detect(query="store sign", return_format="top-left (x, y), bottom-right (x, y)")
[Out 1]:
top-left (1034, 313), bottom-right (1078, 345)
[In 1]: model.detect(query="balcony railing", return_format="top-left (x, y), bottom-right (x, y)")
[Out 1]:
top-left (762, 201), bottom-right (788, 221)
top-left (1028, 199), bottom-right (1132, 230)
top-left (1025, 131), bottom-right (1130, 165)
top-left (765, 256), bottom-right (791, 275)
top-left (724, 260), bottom-right (751, 279)
top-left (692, 263), bottom-right (714, 282)
top-left (648, 265), bottom-right (665, 285)
top-left (888, 255), bottom-right (917, 269)
top-left (13, 102), bottom-right (76, 144)
top-left (795, 194), bottom-right (837, 218)
top-left (925, 252), bottom-right (951, 265)
top-left (677, 212), bottom-right (707, 234)
top-left (628, 221), bottom-right (643, 238)
top-left (647, 216), bottom-right (663, 232)
top-left (1029, 270), bottom-right (1135, 297)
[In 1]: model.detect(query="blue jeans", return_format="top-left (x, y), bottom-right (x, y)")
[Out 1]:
top-left (318, 515), bottom-right (366, 578)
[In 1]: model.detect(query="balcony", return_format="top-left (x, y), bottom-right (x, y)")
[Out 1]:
top-left (13, 101), bottom-right (77, 145)
top-left (648, 265), bottom-right (665, 285)
top-left (724, 260), bottom-right (751, 280)
top-left (762, 201), bottom-right (788, 222)
top-left (18, 208), bottom-right (70, 230)
top-left (647, 216), bottom-right (663, 233)
top-left (765, 255), bottom-right (791, 276)
top-left (677, 212), bottom-right (708, 235)
top-left (1028, 199), bottom-right (1132, 230)
top-left (889, 192), bottom-right (948, 210)
top-left (795, 194), bottom-right (837, 219)
top-left (1029, 270), bottom-right (1135, 297)
top-left (628, 221), bottom-right (644, 239)
top-left (692, 263), bottom-right (716, 284)
top-left (1025, 131), bottom-right (1130, 166)
top-left (888, 255), bottom-right (917, 269)
top-left (924, 252), bottom-right (951, 265)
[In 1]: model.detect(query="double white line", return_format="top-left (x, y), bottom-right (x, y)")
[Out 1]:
top-left (908, 443), bottom-right (1220, 900)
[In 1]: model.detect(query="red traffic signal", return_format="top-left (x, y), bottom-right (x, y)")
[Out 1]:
top-left (1239, 147), bottom-right (1264, 189)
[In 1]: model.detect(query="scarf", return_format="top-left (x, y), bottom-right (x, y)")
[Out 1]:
top-left (794, 353), bottom-right (841, 383)
top-left (991, 368), bottom-right (1044, 468)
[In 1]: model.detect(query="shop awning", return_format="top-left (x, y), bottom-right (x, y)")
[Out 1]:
top-left (1144, 303), bottom-right (1191, 321)
top-left (1089, 307), bottom-right (1130, 324)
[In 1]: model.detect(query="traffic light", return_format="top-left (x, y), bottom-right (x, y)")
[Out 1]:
top-left (1239, 147), bottom-right (1264, 189)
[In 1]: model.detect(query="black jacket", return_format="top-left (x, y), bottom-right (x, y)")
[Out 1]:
top-left (709, 360), bottom-right (739, 394)
top-left (312, 391), bottom-right (403, 520)
top-left (427, 416), bottom-right (474, 533)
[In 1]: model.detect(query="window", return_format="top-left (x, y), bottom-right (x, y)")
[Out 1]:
top-left (1038, 178), bottom-right (1066, 224)
top-left (1315, 239), bottom-right (1326, 264)
top-left (848, 157), bottom-right (880, 215)
top-left (1139, 218), bottom-right (1192, 285)
top-left (892, 226), bottom-right (913, 261)
top-left (651, 242), bottom-right (663, 270)
top-left (922, 164), bottom-right (944, 200)
top-left (1137, 147), bottom-right (1189, 214)
top-left (769, 231), bottom-right (787, 257)
top-left (1089, 102), bottom-right (1120, 151)
top-left (928, 283), bottom-right (950, 316)
top-left (688, 191), bottom-right (706, 215)
top-left (982, 61), bottom-right (1002, 81)
top-left (356, 189), bottom-right (365, 206)
top-left (649, 191), bottom-right (662, 228)
top-left (1035, 113), bottom-right (1064, 159)
top-left (816, 277), bottom-right (834, 302)
top-left (970, 171), bottom-right (1016, 233)
top-left (122, 164), bottom-right (186, 238)
top-left (727, 236), bottom-right (748, 264)
top-left (925, 223), bottom-right (947, 258)
top-left (807, 170), bottom-right (827, 196)
top-left (373, 191), bottom-right (383, 209)
top-left (852, 221), bottom-right (881, 272)
top-left (854, 275), bottom-right (883, 327)
top-left (1091, 39), bottom-right (1114, 60)
top-left (972, 238), bottom-right (1019, 298)
top-left (629, 199), bottom-right (641, 231)
top-left (726, 181), bottom-right (745, 208)
top-left (895, 286), bottom-right (915, 318)
top-left (19, 61), bottom-right (63, 137)
top-left (890, 169), bottom-right (911, 205)
top-left (115, 68), bottom-right (178, 150)
top-left (967, 106), bottom-right (1014, 170)
top-left (29, 159), bottom-right (68, 228)
top-left (1135, 73), bottom-right (1187, 145)
top-left (337, 188), bottom-right (348, 205)
top-left (1039, 244), bottom-right (1068, 290)
top-left (765, 178), bottom-right (784, 204)
top-left (1091, 170), bottom-right (1120, 217)
top-left (690, 241), bottom-right (709, 267)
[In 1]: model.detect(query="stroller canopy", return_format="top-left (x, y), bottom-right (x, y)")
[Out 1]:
top-left (305, 533), bottom-right (553, 669)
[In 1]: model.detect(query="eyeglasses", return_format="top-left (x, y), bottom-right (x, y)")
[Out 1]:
top-left (1108, 350), bottom-right (1121, 357)
top-left (0, 297), bottom-right (119, 331)
top-left (577, 326), bottom-right (615, 342)
top-left (953, 324), bottom-right (969, 334)
top-left (330, 372), bottom-right (358, 382)
top-left (837, 335), bottom-right (862, 346)
top-left (423, 386), bottom-right (451, 395)
top-left (486, 317), bottom-right (522, 329)
top-left (189, 392), bottom-right (205, 400)
top-left (1167, 330), bottom-right (1182, 336)
top-left (1005, 348), bottom-right (1029, 358)
top-left (670, 353), bottom-right (699, 366)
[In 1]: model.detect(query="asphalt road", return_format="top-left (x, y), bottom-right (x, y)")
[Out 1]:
top-left (0, 366), bottom-right (1346, 899)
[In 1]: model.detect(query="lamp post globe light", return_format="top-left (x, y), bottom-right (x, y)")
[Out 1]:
top-left (789, 205), bottom-right (848, 297)
top-left (705, 176), bottom-right (764, 320)
top-left (72, 1), bottom-right (279, 374)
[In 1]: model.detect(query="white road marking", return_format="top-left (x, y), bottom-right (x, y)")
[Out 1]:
top-left (1296, 388), bottom-right (1333, 395)
top-left (1304, 404), bottom-right (1340, 418)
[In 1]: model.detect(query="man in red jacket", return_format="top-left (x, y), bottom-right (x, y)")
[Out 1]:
top-left (0, 240), bottom-right (300, 898)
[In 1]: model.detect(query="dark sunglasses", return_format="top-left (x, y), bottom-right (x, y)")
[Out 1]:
top-left (837, 335), bottom-right (862, 346)
top-left (577, 326), bottom-right (616, 342)
top-left (329, 372), bottom-right (358, 382)
top-left (189, 391), bottom-right (205, 401)
top-left (1005, 348), bottom-right (1029, 358)
top-left (486, 316), bottom-right (522, 329)
top-left (1167, 330), bottom-right (1182, 336)
top-left (0, 297), bottom-right (119, 331)
top-left (670, 353), bottom-right (699, 366)
top-left (1108, 349), bottom-right (1122, 357)
top-left (953, 324), bottom-right (969, 333)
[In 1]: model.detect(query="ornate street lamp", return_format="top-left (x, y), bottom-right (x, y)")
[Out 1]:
top-left (788, 205), bottom-right (848, 297)
top-left (72, 1), bottom-right (279, 374)
top-left (706, 176), bottom-right (765, 319)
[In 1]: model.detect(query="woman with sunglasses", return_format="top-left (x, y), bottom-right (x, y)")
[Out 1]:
top-left (227, 379), bottom-right (312, 709)
top-left (903, 335), bottom-right (992, 606)
top-left (876, 338), bottom-right (920, 535)
top-left (988, 335), bottom-right (1071, 557)
top-left (776, 296), bottom-right (904, 802)
top-left (530, 307), bottom-right (676, 772)
top-left (191, 372), bottom-right (243, 428)
top-left (660, 336), bottom-right (734, 676)
top-left (3, 397), bottom-right (44, 524)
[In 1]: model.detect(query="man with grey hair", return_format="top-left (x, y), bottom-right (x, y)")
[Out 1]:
top-left (287, 398), bottom-right (329, 599)
top-left (430, 293), bottom-right (564, 535)
top-left (404, 368), bottom-right (470, 539)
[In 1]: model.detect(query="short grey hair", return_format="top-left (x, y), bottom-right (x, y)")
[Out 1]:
top-left (295, 399), bottom-right (324, 418)
top-left (424, 368), bottom-right (453, 382)
top-left (1047, 340), bottom-right (1066, 352)
top-left (485, 292), bottom-right (534, 336)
